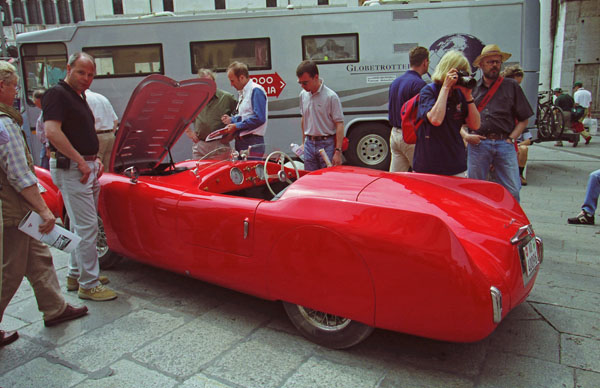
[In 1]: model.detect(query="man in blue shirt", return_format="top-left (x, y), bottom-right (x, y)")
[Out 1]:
top-left (222, 62), bottom-right (268, 157)
top-left (388, 46), bottom-right (429, 172)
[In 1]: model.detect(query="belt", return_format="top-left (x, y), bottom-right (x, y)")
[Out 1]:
top-left (483, 132), bottom-right (510, 140)
top-left (96, 129), bottom-right (113, 134)
top-left (50, 152), bottom-right (97, 161)
top-left (305, 134), bottom-right (334, 141)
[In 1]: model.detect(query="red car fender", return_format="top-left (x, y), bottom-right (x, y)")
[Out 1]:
top-left (266, 225), bottom-right (376, 327)
top-left (35, 166), bottom-right (64, 219)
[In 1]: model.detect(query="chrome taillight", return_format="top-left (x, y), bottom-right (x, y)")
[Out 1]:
top-left (535, 236), bottom-right (543, 264)
top-left (490, 286), bottom-right (503, 323)
top-left (511, 224), bottom-right (534, 245)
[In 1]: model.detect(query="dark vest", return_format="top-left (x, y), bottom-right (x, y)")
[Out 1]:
top-left (0, 113), bottom-right (36, 227)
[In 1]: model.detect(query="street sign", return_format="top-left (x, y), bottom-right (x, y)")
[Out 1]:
top-left (250, 73), bottom-right (286, 98)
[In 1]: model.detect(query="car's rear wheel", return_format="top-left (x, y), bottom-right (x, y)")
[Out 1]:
top-left (282, 302), bottom-right (374, 349)
top-left (345, 122), bottom-right (391, 170)
top-left (63, 213), bottom-right (122, 269)
top-left (96, 216), bottom-right (122, 269)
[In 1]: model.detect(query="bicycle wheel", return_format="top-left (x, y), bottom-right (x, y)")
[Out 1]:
top-left (551, 106), bottom-right (565, 138)
top-left (537, 104), bottom-right (553, 139)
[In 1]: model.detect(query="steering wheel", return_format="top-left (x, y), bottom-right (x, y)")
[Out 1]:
top-left (264, 151), bottom-right (300, 197)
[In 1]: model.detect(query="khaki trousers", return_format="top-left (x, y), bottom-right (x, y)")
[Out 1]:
top-left (0, 226), bottom-right (66, 322)
top-left (97, 132), bottom-right (116, 172)
top-left (389, 127), bottom-right (415, 172)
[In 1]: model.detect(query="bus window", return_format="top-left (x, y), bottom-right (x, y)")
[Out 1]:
top-left (83, 44), bottom-right (163, 78)
top-left (302, 34), bottom-right (359, 64)
top-left (190, 38), bottom-right (271, 73)
top-left (20, 43), bottom-right (68, 104)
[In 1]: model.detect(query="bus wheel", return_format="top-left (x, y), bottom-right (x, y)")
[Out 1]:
top-left (345, 123), bottom-right (390, 170)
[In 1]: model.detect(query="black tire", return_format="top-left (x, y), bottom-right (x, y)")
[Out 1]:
top-left (551, 106), bottom-right (565, 139)
top-left (537, 105), bottom-right (553, 139)
top-left (282, 302), bottom-right (374, 349)
top-left (63, 213), bottom-right (122, 269)
top-left (96, 216), bottom-right (122, 269)
top-left (345, 122), bottom-right (391, 170)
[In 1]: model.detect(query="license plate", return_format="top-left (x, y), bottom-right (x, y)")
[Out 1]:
top-left (521, 237), bottom-right (539, 277)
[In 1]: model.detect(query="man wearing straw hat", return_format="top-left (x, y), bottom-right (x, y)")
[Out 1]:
top-left (466, 44), bottom-right (534, 202)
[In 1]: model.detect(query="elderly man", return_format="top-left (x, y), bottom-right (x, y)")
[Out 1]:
top-left (466, 44), bottom-right (534, 202)
top-left (221, 61), bottom-right (268, 156)
top-left (184, 68), bottom-right (237, 159)
top-left (0, 61), bottom-right (88, 346)
top-left (44, 52), bottom-right (116, 301)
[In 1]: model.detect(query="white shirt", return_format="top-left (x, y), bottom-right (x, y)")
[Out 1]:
top-left (85, 90), bottom-right (118, 131)
top-left (574, 88), bottom-right (592, 109)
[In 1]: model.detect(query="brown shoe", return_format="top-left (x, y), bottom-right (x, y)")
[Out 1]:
top-left (44, 304), bottom-right (89, 327)
top-left (67, 275), bottom-right (110, 291)
top-left (520, 176), bottom-right (527, 186)
top-left (0, 330), bottom-right (19, 347)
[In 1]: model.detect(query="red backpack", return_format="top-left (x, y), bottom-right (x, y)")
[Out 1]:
top-left (400, 93), bottom-right (423, 144)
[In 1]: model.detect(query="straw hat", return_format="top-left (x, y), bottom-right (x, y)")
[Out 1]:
top-left (473, 44), bottom-right (512, 67)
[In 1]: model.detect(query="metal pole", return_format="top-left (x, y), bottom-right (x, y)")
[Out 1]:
top-left (0, 9), bottom-right (7, 58)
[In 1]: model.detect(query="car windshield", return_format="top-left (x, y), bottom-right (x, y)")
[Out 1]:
top-left (195, 143), bottom-right (301, 173)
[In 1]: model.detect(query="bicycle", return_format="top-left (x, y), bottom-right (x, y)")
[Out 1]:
top-left (536, 90), bottom-right (566, 140)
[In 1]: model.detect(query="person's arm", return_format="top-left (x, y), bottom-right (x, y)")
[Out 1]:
top-left (458, 88), bottom-right (480, 130)
top-left (20, 185), bottom-right (56, 234)
top-left (509, 119), bottom-right (528, 142)
top-left (226, 88), bottom-right (267, 134)
top-left (332, 121), bottom-right (344, 166)
top-left (184, 125), bottom-right (199, 143)
top-left (426, 70), bottom-right (457, 126)
top-left (461, 126), bottom-right (485, 145)
top-left (45, 120), bottom-right (91, 183)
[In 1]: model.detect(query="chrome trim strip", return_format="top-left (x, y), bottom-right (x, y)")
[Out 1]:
top-left (490, 286), bottom-right (503, 324)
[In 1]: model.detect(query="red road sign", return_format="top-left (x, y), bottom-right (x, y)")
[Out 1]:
top-left (250, 73), bottom-right (287, 98)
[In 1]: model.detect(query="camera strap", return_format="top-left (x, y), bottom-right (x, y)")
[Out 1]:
top-left (477, 76), bottom-right (504, 112)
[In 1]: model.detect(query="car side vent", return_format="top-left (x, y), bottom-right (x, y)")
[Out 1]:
top-left (392, 10), bottom-right (417, 20)
top-left (394, 43), bottom-right (418, 53)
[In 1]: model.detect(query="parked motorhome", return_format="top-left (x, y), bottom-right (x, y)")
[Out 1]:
top-left (17, 0), bottom-right (540, 169)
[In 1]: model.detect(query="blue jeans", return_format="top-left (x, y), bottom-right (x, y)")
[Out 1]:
top-left (39, 147), bottom-right (49, 170)
top-left (304, 137), bottom-right (335, 171)
top-left (467, 140), bottom-right (521, 202)
top-left (50, 159), bottom-right (101, 289)
top-left (235, 134), bottom-right (264, 159)
top-left (582, 169), bottom-right (600, 215)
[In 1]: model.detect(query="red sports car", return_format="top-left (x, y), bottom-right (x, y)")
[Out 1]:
top-left (37, 75), bottom-right (542, 349)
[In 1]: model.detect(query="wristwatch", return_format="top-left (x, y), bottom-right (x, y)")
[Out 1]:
top-left (335, 148), bottom-right (342, 153)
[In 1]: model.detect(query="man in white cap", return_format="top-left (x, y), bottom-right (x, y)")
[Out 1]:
top-left (465, 44), bottom-right (534, 202)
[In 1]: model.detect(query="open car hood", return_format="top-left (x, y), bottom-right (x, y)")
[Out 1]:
top-left (109, 74), bottom-right (216, 173)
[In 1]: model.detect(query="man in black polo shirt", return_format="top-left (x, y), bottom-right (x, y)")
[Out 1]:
top-left (467, 44), bottom-right (534, 202)
top-left (44, 52), bottom-right (117, 301)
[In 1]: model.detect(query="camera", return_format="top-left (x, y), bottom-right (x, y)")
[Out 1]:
top-left (456, 70), bottom-right (477, 89)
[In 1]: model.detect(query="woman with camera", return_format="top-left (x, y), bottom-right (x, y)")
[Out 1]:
top-left (412, 51), bottom-right (480, 176)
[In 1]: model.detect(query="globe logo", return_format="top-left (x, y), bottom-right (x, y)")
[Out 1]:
top-left (429, 34), bottom-right (485, 73)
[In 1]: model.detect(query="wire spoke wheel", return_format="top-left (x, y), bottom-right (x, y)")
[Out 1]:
top-left (298, 306), bottom-right (352, 331)
top-left (282, 302), bottom-right (374, 349)
top-left (551, 106), bottom-right (565, 138)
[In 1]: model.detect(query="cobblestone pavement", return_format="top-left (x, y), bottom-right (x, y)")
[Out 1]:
top-left (1, 140), bottom-right (599, 388)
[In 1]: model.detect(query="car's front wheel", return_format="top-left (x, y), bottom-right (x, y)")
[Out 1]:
top-left (282, 302), bottom-right (374, 349)
top-left (96, 216), bottom-right (122, 269)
